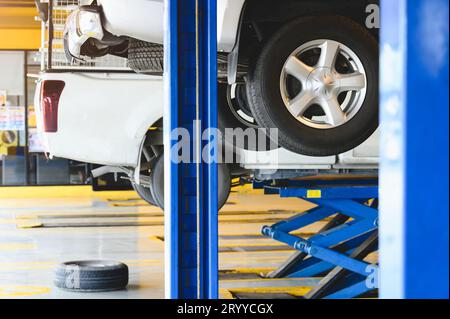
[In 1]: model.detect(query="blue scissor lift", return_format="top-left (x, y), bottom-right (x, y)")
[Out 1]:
top-left (257, 176), bottom-right (379, 299)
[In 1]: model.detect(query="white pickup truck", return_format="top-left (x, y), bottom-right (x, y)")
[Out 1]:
top-left (34, 71), bottom-right (378, 208)
top-left (63, 0), bottom-right (380, 157)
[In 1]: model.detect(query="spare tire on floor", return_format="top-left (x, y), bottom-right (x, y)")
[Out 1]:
top-left (54, 260), bottom-right (129, 292)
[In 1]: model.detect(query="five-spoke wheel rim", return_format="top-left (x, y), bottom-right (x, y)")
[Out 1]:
top-left (280, 39), bottom-right (367, 129)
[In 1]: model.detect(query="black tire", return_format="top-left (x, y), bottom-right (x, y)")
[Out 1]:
top-left (149, 155), bottom-right (164, 209)
top-left (218, 83), bottom-right (275, 151)
top-left (54, 260), bottom-right (128, 292)
top-left (132, 183), bottom-right (157, 206)
top-left (128, 39), bottom-right (164, 74)
top-left (150, 154), bottom-right (231, 210)
top-left (247, 15), bottom-right (379, 156)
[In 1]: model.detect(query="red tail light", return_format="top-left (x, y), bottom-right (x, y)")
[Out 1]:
top-left (41, 80), bottom-right (65, 133)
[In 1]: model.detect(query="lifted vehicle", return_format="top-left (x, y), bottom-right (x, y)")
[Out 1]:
top-left (34, 71), bottom-right (378, 209)
top-left (34, 71), bottom-right (232, 208)
top-left (63, 0), bottom-right (379, 157)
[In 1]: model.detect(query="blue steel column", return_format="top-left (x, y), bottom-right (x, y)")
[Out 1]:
top-left (380, 0), bottom-right (449, 298)
top-left (164, 0), bottom-right (219, 299)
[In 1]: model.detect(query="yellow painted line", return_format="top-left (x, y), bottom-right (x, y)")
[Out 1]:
top-left (220, 268), bottom-right (275, 277)
top-left (16, 221), bottom-right (43, 229)
top-left (231, 183), bottom-right (262, 194)
top-left (15, 219), bottom-right (164, 229)
top-left (110, 202), bottom-right (150, 207)
top-left (0, 186), bottom-right (137, 200)
top-left (225, 286), bottom-right (312, 298)
top-left (219, 289), bottom-right (235, 299)
top-left (105, 197), bottom-right (143, 202)
top-left (149, 235), bottom-right (163, 243)
top-left (0, 243), bottom-right (36, 251)
top-left (15, 211), bottom-right (163, 220)
top-left (0, 286), bottom-right (52, 298)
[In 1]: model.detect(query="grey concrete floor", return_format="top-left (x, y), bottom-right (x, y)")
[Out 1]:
top-left (0, 186), bottom-right (347, 299)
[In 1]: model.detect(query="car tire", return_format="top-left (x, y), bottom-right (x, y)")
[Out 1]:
top-left (247, 15), bottom-right (379, 156)
top-left (150, 154), bottom-right (231, 210)
top-left (218, 83), bottom-right (275, 151)
top-left (54, 260), bottom-right (128, 292)
top-left (132, 183), bottom-right (157, 206)
top-left (128, 39), bottom-right (164, 74)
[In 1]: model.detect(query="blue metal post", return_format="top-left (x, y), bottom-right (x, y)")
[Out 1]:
top-left (164, 0), bottom-right (218, 299)
top-left (380, 0), bottom-right (449, 298)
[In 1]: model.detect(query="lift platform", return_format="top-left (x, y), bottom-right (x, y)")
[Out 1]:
top-left (259, 176), bottom-right (379, 299)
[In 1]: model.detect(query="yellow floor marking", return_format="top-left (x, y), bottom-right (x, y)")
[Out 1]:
top-left (0, 186), bottom-right (137, 200)
top-left (149, 236), bottom-right (163, 242)
top-left (15, 219), bottom-right (164, 229)
top-left (220, 268), bottom-right (275, 276)
top-left (219, 288), bottom-right (235, 299)
top-left (0, 285), bottom-right (51, 298)
top-left (220, 267), bottom-right (274, 273)
top-left (15, 221), bottom-right (44, 229)
top-left (231, 183), bottom-right (263, 195)
top-left (105, 198), bottom-right (142, 202)
top-left (110, 203), bottom-right (150, 208)
top-left (15, 210), bottom-right (164, 220)
top-left (224, 286), bottom-right (312, 298)
top-left (0, 243), bottom-right (36, 251)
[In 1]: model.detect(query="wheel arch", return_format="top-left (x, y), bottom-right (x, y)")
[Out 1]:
top-left (237, 0), bottom-right (379, 66)
top-left (133, 117), bottom-right (163, 184)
